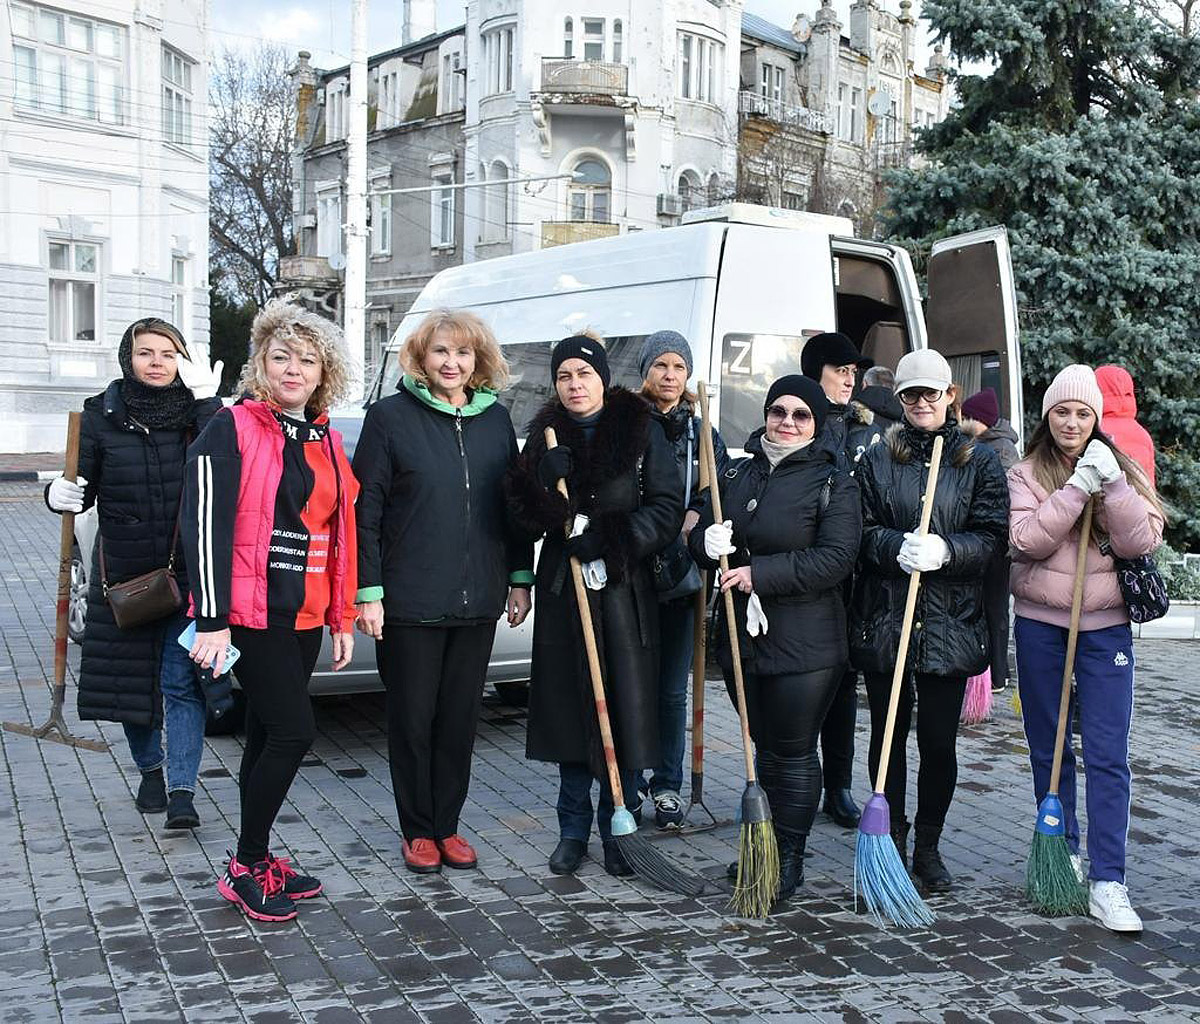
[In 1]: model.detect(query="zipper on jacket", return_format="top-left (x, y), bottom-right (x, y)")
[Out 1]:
top-left (455, 410), bottom-right (471, 610)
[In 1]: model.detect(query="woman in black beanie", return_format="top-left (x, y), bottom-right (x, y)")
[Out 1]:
top-left (506, 335), bottom-right (683, 877)
top-left (689, 374), bottom-right (862, 902)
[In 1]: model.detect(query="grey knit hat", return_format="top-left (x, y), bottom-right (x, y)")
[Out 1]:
top-left (639, 330), bottom-right (693, 380)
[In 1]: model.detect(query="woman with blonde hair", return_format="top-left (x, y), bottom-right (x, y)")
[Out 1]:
top-left (1009, 364), bottom-right (1164, 933)
top-left (353, 308), bottom-right (532, 874)
top-left (184, 298), bottom-right (359, 922)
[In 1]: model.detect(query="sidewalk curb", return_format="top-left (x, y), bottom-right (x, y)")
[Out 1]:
top-left (0, 470), bottom-right (58, 483)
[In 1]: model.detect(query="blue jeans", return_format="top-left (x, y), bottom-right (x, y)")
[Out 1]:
top-left (647, 596), bottom-right (694, 797)
top-left (557, 762), bottom-right (640, 843)
top-left (122, 611), bottom-right (207, 794)
top-left (1015, 616), bottom-right (1135, 883)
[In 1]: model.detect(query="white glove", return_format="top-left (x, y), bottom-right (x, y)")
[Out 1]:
top-left (1066, 464), bottom-right (1102, 495)
top-left (1079, 439), bottom-right (1122, 485)
top-left (178, 351), bottom-right (224, 400)
top-left (704, 520), bottom-right (736, 560)
top-left (581, 558), bottom-right (607, 591)
top-left (746, 592), bottom-right (769, 637)
top-left (898, 532), bottom-right (950, 574)
top-left (47, 475), bottom-right (87, 513)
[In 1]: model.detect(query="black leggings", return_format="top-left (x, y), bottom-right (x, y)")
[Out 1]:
top-left (864, 671), bottom-right (967, 833)
top-left (725, 665), bottom-right (842, 836)
top-left (230, 625), bottom-right (322, 865)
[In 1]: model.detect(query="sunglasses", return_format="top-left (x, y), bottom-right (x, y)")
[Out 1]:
top-left (766, 405), bottom-right (813, 425)
top-left (898, 387), bottom-right (945, 407)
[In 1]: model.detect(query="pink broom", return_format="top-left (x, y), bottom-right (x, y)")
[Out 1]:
top-left (960, 667), bottom-right (993, 725)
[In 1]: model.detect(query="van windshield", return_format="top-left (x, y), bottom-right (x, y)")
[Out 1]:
top-left (719, 332), bottom-right (809, 448)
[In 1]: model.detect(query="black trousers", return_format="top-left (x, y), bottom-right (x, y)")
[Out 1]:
top-left (864, 671), bottom-right (968, 833)
top-left (230, 625), bottom-right (322, 865)
top-left (819, 667), bottom-right (858, 792)
top-left (725, 665), bottom-right (842, 836)
top-left (377, 622), bottom-right (496, 842)
top-left (983, 555), bottom-right (1012, 687)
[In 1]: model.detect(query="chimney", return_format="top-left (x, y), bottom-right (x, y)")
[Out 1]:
top-left (849, 0), bottom-right (875, 56)
top-left (403, 0), bottom-right (436, 45)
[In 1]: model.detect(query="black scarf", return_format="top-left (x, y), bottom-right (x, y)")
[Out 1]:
top-left (117, 322), bottom-right (195, 431)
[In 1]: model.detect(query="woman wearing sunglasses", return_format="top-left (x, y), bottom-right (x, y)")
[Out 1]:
top-left (850, 350), bottom-right (1009, 894)
top-left (690, 375), bottom-right (861, 902)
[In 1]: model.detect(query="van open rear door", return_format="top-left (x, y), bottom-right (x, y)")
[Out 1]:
top-left (926, 226), bottom-right (1024, 443)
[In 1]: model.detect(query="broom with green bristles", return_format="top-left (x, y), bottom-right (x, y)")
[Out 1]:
top-left (697, 383), bottom-right (779, 918)
top-left (1026, 497), bottom-right (1093, 916)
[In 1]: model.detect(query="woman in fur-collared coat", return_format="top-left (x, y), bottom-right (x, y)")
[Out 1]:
top-left (506, 335), bottom-right (683, 878)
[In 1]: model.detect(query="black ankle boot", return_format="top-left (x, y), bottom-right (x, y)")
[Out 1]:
top-left (890, 820), bottom-right (911, 872)
top-left (136, 768), bottom-right (167, 813)
top-left (549, 838), bottom-right (586, 875)
top-left (775, 831), bottom-right (806, 904)
top-left (912, 825), bottom-right (952, 893)
top-left (823, 788), bottom-right (861, 829)
top-left (165, 790), bottom-right (199, 829)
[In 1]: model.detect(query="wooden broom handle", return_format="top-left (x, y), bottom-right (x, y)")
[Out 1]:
top-left (544, 428), bottom-right (627, 806)
top-left (1049, 497), bottom-right (1095, 794)
top-left (697, 384), bottom-right (758, 783)
top-left (872, 433), bottom-right (945, 792)
top-left (53, 412), bottom-right (82, 696)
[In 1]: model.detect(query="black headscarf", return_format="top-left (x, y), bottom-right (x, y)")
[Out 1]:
top-left (117, 318), bottom-right (196, 431)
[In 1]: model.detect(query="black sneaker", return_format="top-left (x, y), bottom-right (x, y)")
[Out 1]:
top-left (135, 768), bottom-right (167, 814)
top-left (653, 791), bottom-right (684, 830)
top-left (217, 854), bottom-right (297, 921)
top-left (165, 790), bottom-right (200, 829)
top-left (268, 853), bottom-right (323, 899)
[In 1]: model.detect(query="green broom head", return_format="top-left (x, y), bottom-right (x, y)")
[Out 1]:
top-left (854, 793), bottom-right (935, 929)
top-left (729, 782), bottom-right (780, 918)
top-left (1026, 794), bottom-right (1088, 916)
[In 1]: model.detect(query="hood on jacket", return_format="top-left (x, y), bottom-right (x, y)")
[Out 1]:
top-left (1096, 365), bottom-right (1138, 420)
top-left (851, 385), bottom-right (903, 425)
top-left (401, 373), bottom-right (498, 417)
top-left (980, 418), bottom-right (1019, 445)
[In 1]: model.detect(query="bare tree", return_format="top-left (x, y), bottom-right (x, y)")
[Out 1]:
top-left (1134, 0), bottom-right (1197, 36)
top-left (209, 45), bottom-right (295, 306)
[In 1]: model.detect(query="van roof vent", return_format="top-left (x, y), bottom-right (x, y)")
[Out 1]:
top-left (681, 202), bottom-right (852, 235)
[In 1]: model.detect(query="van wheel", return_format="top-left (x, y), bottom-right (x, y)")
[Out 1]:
top-left (492, 680), bottom-right (529, 708)
top-left (68, 543), bottom-right (88, 645)
top-left (204, 690), bottom-right (246, 737)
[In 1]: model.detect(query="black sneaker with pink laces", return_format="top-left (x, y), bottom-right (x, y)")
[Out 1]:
top-left (269, 853), bottom-right (323, 900)
top-left (217, 853), bottom-right (297, 922)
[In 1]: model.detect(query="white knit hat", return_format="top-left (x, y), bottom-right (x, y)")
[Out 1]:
top-left (894, 349), bottom-right (953, 393)
top-left (1041, 364), bottom-right (1103, 419)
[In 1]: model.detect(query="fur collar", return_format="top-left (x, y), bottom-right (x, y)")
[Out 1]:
top-left (886, 418), bottom-right (976, 468)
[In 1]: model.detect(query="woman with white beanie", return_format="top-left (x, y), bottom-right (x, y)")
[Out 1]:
top-left (1009, 364), bottom-right (1165, 933)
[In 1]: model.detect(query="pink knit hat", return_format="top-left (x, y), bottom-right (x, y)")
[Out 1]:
top-left (1041, 364), bottom-right (1103, 419)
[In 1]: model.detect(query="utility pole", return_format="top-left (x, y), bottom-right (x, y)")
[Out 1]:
top-left (344, 0), bottom-right (369, 399)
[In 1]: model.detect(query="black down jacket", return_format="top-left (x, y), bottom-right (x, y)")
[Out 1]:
top-left (60, 381), bottom-right (220, 727)
top-left (652, 399), bottom-right (730, 513)
top-left (506, 388), bottom-right (684, 775)
top-left (849, 419), bottom-right (1009, 678)
top-left (689, 428), bottom-right (861, 677)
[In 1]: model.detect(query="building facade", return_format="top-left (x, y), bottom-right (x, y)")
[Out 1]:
top-left (0, 0), bottom-right (210, 453)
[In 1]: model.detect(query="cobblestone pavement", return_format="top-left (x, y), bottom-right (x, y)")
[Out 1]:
top-left (2, 479), bottom-right (1199, 1023)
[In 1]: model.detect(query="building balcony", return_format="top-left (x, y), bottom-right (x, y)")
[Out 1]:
top-left (738, 90), bottom-right (834, 135)
top-left (541, 221), bottom-right (620, 249)
top-left (539, 59), bottom-right (629, 97)
top-left (278, 255), bottom-right (339, 285)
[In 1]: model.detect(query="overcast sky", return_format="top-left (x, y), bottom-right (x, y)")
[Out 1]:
top-left (209, 1), bottom-right (942, 71)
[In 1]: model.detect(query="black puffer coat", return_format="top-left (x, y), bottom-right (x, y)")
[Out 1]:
top-left (506, 388), bottom-right (684, 775)
top-left (690, 428), bottom-right (861, 677)
top-left (849, 419), bottom-right (1009, 678)
top-left (65, 381), bottom-right (220, 727)
top-left (652, 399), bottom-right (729, 513)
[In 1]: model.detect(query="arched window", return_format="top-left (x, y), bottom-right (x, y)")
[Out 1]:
top-left (678, 170), bottom-right (703, 212)
top-left (568, 157), bottom-right (611, 223)
top-left (613, 20), bottom-right (623, 63)
top-left (564, 17), bottom-right (573, 59)
top-left (707, 171), bottom-right (722, 205)
top-left (487, 158), bottom-right (510, 241)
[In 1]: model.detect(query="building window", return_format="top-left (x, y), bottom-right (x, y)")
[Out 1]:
top-left (678, 33), bottom-right (722, 103)
top-left (568, 157), bottom-right (610, 224)
top-left (170, 254), bottom-right (188, 331)
top-left (886, 98), bottom-right (899, 144)
top-left (837, 83), bottom-right (862, 141)
top-left (482, 25), bottom-right (514, 95)
top-left (11, 2), bottom-right (124, 124)
top-left (782, 190), bottom-right (806, 210)
top-left (582, 19), bottom-right (605, 61)
top-left (162, 47), bottom-right (194, 147)
top-left (370, 321), bottom-right (390, 377)
top-left (432, 173), bottom-right (455, 247)
top-left (47, 239), bottom-right (100, 343)
top-left (326, 83), bottom-right (347, 141)
top-left (315, 184), bottom-right (343, 259)
top-left (678, 170), bottom-right (702, 213)
top-left (851, 87), bottom-right (862, 141)
top-left (707, 171), bottom-right (722, 204)
top-left (563, 17), bottom-right (573, 59)
top-left (484, 159), bottom-right (510, 242)
top-left (440, 50), bottom-right (463, 111)
top-left (379, 70), bottom-right (397, 127)
top-left (370, 173), bottom-right (391, 257)
top-left (760, 64), bottom-right (783, 103)
top-left (613, 20), bottom-right (622, 63)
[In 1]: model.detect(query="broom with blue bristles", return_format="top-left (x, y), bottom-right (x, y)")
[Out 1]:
top-left (854, 434), bottom-right (942, 930)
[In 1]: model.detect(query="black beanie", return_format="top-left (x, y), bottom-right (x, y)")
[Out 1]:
top-left (551, 335), bottom-right (611, 388)
top-left (800, 331), bottom-right (871, 382)
top-left (764, 374), bottom-right (829, 436)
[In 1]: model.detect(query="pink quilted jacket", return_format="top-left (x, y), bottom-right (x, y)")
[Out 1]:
top-left (1007, 460), bottom-right (1164, 630)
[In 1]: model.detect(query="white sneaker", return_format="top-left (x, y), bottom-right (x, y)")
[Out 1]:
top-left (1070, 853), bottom-right (1084, 884)
top-left (1089, 881), bottom-right (1143, 933)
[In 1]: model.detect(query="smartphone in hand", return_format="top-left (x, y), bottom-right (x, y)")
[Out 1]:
top-left (177, 620), bottom-right (241, 675)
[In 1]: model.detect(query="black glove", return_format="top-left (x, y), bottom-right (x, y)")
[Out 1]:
top-left (565, 529), bottom-right (605, 563)
top-left (537, 445), bottom-right (573, 490)
top-left (198, 665), bottom-right (235, 721)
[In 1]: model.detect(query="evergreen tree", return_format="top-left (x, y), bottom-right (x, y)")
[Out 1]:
top-left (886, 0), bottom-right (1200, 546)
top-left (208, 275), bottom-right (254, 395)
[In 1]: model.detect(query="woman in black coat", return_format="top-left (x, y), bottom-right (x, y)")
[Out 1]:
top-left (690, 375), bottom-right (861, 901)
top-left (45, 318), bottom-right (222, 828)
top-left (850, 350), bottom-right (1009, 894)
top-left (353, 310), bottom-right (533, 875)
top-left (506, 335), bottom-right (683, 878)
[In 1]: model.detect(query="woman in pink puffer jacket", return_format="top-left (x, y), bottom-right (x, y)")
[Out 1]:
top-left (1009, 364), bottom-right (1164, 936)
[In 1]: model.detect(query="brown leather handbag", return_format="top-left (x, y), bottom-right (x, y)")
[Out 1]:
top-left (100, 511), bottom-right (183, 629)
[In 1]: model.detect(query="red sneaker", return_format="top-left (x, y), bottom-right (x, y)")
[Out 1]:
top-left (402, 837), bottom-right (442, 873)
top-left (217, 853), bottom-right (297, 922)
top-left (268, 853), bottom-right (323, 899)
top-left (437, 834), bottom-right (478, 870)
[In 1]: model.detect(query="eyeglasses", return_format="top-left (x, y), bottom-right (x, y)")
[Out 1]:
top-left (766, 405), bottom-right (813, 425)
top-left (898, 387), bottom-right (945, 407)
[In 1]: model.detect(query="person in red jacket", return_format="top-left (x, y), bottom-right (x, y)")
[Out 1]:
top-left (1095, 365), bottom-right (1156, 487)
top-left (183, 299), bottom-right (358, 923)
